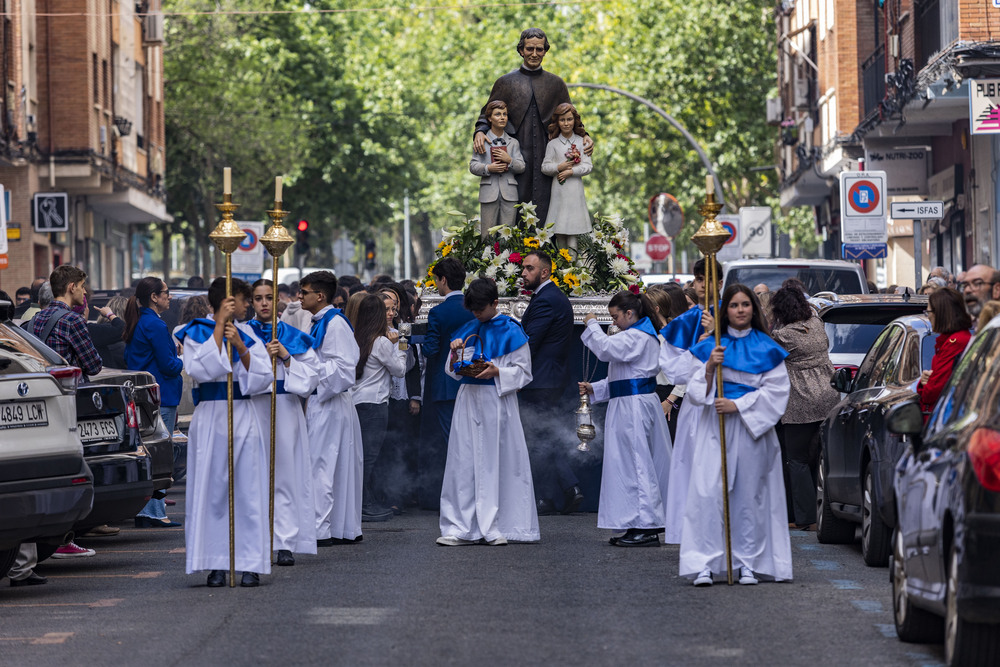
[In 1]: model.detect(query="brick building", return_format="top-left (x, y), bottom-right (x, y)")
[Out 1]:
top-left (775, 0), bottom-right (1000, 287)
top-left (0, 0), bottom-right (168, 294)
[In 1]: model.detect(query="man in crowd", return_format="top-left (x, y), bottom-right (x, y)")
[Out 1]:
top-left (961, 264), bottom-right (997, 319)
top-left (519, 251), bottom-right (582, 514)
top-left (14, 286), bottom-right (30, 307)
top-left (13, 277), bottom-right (47, 320)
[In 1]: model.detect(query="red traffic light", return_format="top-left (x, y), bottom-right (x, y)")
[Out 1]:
top-left (297, 219), bottom-right (309, 232)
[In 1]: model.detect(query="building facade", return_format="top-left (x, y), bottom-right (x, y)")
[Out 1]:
top-left (0, 0), bottom-right (167, 294)
top-left (775, 0), bottom-right (999, 286)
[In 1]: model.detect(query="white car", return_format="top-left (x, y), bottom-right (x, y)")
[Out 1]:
top-left (722, 258), bottom-right (870, 295)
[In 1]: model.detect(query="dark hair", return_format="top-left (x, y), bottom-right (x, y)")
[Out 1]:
top-left (179, 295), bottom-right (211, 325)
top-left (371, 273), bottom-right (394, 286)
top-left (207, 276), bottom-right (252, 311)
top-left (353, 294), bottom-right (389, 381)
top-left (123, 276), bottom-right (166, 343)
top-left (485, 100), bottom-right (507, 124)
top-left (782, 277), bottom-right (807, 294)
top-left (29, 277), bottom-right (46, 301)
top-left (516, 27), bottom-right (549, 54)
top-left (338, 274), bottom-right (361, 291)
top-left (187, 275), bottom-right (206, 288)
top-left (547, 102), bottom-right (586, 140)
top-left (348, 282), bottom-right (366, 295)
top-left (524, 250), bottom-right (553, 274)
top-left (646, 283), bottom-right (687, 329)
top-left (50, 265), bottom-right (87, 298)
top-left (377, 283), bottom-right (409, 328)
top-left (333, 287), bottom-right (349, 307)
top-left (720, 284), bottom-right (768, 333)
top-left (608, 289), bottom-right (655, 324)
top-left (928, 287), bottom-right (972, 335)
top-left (432, 257), bottom-right (466, 293)
top-left (771, 285), bottom-right (813, 328)
top-left (683, 287), bottom-right (698, 305)
top-left (692, 258), bottom-right (720, 283)
top-left (300, 270), bottom-right (338, 304)
top-left (251, 278), bottom-right (273, 290)
top-left (15, 286), bottom-right (30, 298)
top-left (277, 283), bottom-right (291, 296)
top-left (464, 277), bottom-right (499, 312)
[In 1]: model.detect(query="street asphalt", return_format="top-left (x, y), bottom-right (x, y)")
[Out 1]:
top-left (1, 481), bottom-right (947, 666)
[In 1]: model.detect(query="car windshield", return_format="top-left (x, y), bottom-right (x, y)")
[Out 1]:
top-left (728, 266), bottom-right (864, 294)
top-left (825, 322), bottom-right (887, 355)
top-left (0, 322), bottom-right (66, 371)
top-left (921, 333), bottom-right (939, 370)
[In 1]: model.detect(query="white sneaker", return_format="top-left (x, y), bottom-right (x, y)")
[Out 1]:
top-left (435, 535), bottom-right (478, 546)
top-left (739, 567), bottom-right (758, 585)
top-left (693, 569), bottom-right (713, 586)
top-left (485, 536), bottom-right (507, 546)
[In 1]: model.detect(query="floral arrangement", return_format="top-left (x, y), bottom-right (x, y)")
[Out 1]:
top-left (420, 203), bottom-right (639, 297)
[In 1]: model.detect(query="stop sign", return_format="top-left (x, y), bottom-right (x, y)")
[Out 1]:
top-left (646, 234), bottom-right (671, 261)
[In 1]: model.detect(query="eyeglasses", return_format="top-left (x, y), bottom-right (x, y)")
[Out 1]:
top-left (961, 279), bottom-right (994, 290)
top-left (298, 289), bottom-right (319, 296)
top-left (155, 289), bottom-right (170, 295)
top-left (925, 308), bottom-right (934, 314)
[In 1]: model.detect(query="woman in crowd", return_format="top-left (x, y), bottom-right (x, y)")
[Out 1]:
top-left (646, 284), bottom-right (688, 440)
top-left (349, 293), bottom-right (407, 522)
top-left (770, 281), bottom-right (839, 531)
top-left (918, 287), bottom-right (972, 414)
top-left (123, 276), bottom-right (184, 528)
top-left (579, 290), bottom-right (672, 547)
top-left (682, 284), bottom-right (791, 586)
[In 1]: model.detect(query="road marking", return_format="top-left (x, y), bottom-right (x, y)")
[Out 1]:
top-left (797, 544), bottom-right (825, 551)
top-left (307, 607), bottom-right (396, 625)
top-left (0, 632), bottom-right (75, 645)
top-left (0, 598), bottom-right (123, 609)
top-left (875, 623), bottom-right (897, 638)
top-left (170, 548), bottom-right (186, 554)
top-left (810, 560), bottom-right (841, 570)
top-left (830, 579), bottom-right (863, 590)
top-left (904, 652), bottom-right (944, 667)
top-left (850, 600), bottom-right (883, 613)
top-left (45, 571), bottom-right (163, 580)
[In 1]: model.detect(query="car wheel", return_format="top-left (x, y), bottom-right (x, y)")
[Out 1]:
top-left (862, 461), bottom-right (891, 566)
top-left (893, 529), bottom-right (943, 643)
top-left (816, 457), bottom-right (854, 544)
top-left (945, 544), bottom-right (1000, 666)
top-left (0, 546), bottom-right (18, 579)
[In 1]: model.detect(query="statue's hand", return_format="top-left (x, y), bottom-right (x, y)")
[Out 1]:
top-left (473, 131), bottom-right (488, 154)
top-left (582, 134), bottom-right (594, 156)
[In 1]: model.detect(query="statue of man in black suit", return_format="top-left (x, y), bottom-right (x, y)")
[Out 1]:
top-left (518, 251), bottom-right (583, 514)
top-left (473, 28), bottom-right (593, 225)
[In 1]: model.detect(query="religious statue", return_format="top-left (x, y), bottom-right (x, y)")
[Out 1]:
top-left (469, 100), bottom-right (525, 237)
top-left (541, 102), bottom-right (592, 249)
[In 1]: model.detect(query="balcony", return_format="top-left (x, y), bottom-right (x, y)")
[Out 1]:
top-left (862, 45), bottom-right (886, 119)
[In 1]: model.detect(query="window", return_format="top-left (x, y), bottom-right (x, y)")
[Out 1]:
top-left (853, 326), bottom-right (900, 390)
top-left (927, 330), bottom-right (995, 434)
top-left (92, 53), bottom-right (99, 104)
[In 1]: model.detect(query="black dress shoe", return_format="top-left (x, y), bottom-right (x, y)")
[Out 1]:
top-left (614, 531), bottom-right (661, 547)
top-left (206, 570), bottom-right (226, 587)
top-left (317, 535), bottom-right (363, 547)
top-left (10, 572), bottom-right (48, 587)
top-left (562, 486), bottom-right (585, 514)
top-left (536, 499), bottom-right (557, 516)
top-left (276, 549), bottom-right (294, 566)
top-left (240, 572), bottom-right (260, 587)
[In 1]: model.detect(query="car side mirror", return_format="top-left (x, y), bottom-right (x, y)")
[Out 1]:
top-left (831, 367), bottom-right (854, 393)
top-left (886, 401), bottom-right (923, 436)
top-left (0, 299), bottom-right (13, 322)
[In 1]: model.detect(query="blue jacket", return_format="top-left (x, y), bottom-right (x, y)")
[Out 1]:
top-left (125, 307), bottom-right (184, 407)
top-left (423, 292), bottom-right (475, 402)
top-left (520, 281), bottom-right (574, 390)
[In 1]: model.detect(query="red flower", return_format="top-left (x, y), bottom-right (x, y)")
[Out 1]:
top-left (510, 252), bottom-right (522, 264)
top-left (493, 242), bottom-right (500, 254)
top-left (616, 253), bottom-right (627, 260)
top-left (629, 284), bottom-right (641, 295)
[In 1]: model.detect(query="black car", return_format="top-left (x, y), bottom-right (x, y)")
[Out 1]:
top-left (887, 323), bottom-right (1000, 666)
top-left (817, 314), bottom-right (938, 565)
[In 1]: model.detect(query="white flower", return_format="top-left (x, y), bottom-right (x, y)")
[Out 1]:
top-left (441, 228), bottom-right (457, 242)
top-left (610, 257), bottom-right (629, 276)
top-left (608, 214), bottom-right (624, 230)
top-left (464, 274), bottom-right (475, 288)
top-left (518, 202), bottom-right (538, 216)
top-left (602, 241), bottom-right (617, 256)
top-left (499, 249), bottom-right (511, 262)
top-left (485, 264), bottom-right (499, 279)
top-left (487, 224), bottom-right (504, 235)
top-left (621, 272), bottom-right (638, 283)
top-left (498, 225), bottom-right (513, 240)
top-left (503, 262), bottom-right (520, 277)
top-left (481, 246), bottom-right (495, 261)
top-left (578, 269), bottom-right (593, 284)
top-left (523, 213), bottom-right (540, 227)
top-left (616, 230), bottom-right (629, 244)
top-left (594, 230), bottom-right (605, 241)
top-left (446, 210), bottom-right (467, 218)
top-left (536, 228), bottom-right (552, 245)
top-left (571, 286), bottom-right (585, 297)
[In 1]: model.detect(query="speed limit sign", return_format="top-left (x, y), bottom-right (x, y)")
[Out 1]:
top-left (740, 207), bottom-right (771, 257)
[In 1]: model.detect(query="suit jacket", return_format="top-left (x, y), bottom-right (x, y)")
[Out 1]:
top-left (470, 130), bottom-right (525, 203)
top-left (423, 292), bottom-right (475, 402)
top-left (520, 281), bottom-right (574, 391)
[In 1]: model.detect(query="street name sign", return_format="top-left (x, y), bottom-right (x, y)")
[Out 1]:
top-left (889, 200), bottom-right (944, 220)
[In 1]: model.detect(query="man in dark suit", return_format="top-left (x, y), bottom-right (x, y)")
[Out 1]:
top-left (417, 257), bottom-right (475, 510)
top-left (519, 251), bottom-right (583, 514)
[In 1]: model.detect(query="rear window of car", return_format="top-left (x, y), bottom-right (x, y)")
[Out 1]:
top-left (825, 322), bottom-right (886, 355)
top-left (0, 322), bottom-right (63, 373)
top-left (821, 305), bottom-right (928, 355)
top-left (727, 266), bottom-right (864, 294)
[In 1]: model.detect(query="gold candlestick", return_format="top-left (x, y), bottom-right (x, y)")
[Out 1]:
top-left (690, 187), bottom-right (735, 586)
top-left (209, 192), bottom-right (246, 588)
top-left (261, 200), bottom-right (294, 564)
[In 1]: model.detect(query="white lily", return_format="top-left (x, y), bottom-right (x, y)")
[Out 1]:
top-left (487, 224), bottom-right (505, 235)
top-left (446, 210), bottom-right (467, 218)
top-left (498, 226), bottom-right (513, 240)
top-left (481, 246), bottom-right (495, 261)
top-left (518, 202), bottom-right (538, 216)
top-left (536, 228), bottom-right (552, 245)
top-left (621, 272), bottom-right (638, 283)
top-left (571, 286), bottom-right (585, 297)
top-left (441, 228), bottom-right (457, 242)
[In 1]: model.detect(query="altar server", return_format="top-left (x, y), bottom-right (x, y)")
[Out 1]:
top-left (298, 271), bottom-right (364, 545)
top-left (177, 277), bottom-right (273, 588)
top-left (681, 284), bottom-right (792, 586)
top-left (579, 290), bottom-right (672, 547)
top-left (247, 279), bottom-right (319, 566)
top-left (437, 278), bottom-right (539, 546)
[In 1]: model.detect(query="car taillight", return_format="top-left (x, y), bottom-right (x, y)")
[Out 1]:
top-left (47, 366), bottom-right (82, 392)
top-left (126, 401), bottom-right (138, 429)
top-left (968, 428), bottom-right (1000, 493)
top-left (71, 477), bottom-right (89, 485)
top-left (148, 383), bottom-right (161, 407)
top-left (834, 364), bottom-right (859, 374)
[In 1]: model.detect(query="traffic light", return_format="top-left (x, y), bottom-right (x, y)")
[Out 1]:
top-left (364, 239), bottom-right (376, 271)
top-left (296, 219), bottom-right (310, 256)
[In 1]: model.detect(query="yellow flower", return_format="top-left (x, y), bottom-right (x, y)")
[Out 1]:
top-left (559, 248), bottom-right (573, 263)
top-left (441, 244), bottom-right (453, 257)
top-left (551, 275), bottom-right (561, 286)
top-left (524, 237), bottom-right (540, 249)
top-left (437, 240), bottom-right (447, 250)
top-left (563, 272), bottom-right (581, 288)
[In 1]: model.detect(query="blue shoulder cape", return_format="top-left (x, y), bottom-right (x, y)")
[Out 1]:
top-left (175, 317), bottom-right (256, 363)
top-left (690, 327), bottom-right (788, 375)
top-left (309, 308), bottom-right (353, 349)
top-left (661, 305), bottom-right (704, 350)
top-left (451, 314), bottom-right (529, 373)
top-left (248, 319), bottom-right (315, 357)
top-left (629, 316), bottom-right (658, 339)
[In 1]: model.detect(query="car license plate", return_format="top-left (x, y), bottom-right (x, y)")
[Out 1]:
top-left (0, 400), bottom-right (48, 430)
top-left (78, 417), bottom-right (120, 443)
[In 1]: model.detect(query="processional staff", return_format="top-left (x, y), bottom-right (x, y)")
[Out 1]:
top-left (208, 167), bottom-right (248, 588)
top-left (260, 177), bottom-right (294, 564)
top-left (690, 175), bottom-right (735, 586)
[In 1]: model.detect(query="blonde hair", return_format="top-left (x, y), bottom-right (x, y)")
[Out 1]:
top-left (98, 295), bottom-right (129, 324)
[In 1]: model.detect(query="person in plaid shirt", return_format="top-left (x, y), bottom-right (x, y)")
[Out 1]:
top-left (30, 265), bottom-right (102, 377)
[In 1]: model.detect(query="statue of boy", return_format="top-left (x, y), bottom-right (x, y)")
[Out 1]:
top-left (470, 100), bottom-right (525, 237)
top-left (473, 28), bottom-right (594, 226)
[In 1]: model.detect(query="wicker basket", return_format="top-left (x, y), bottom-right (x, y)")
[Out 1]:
top-left (454, 334), bottom-right (490, 377)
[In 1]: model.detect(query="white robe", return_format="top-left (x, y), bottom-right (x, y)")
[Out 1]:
top-left (439, 342), bottom-right (540, 542)
top-left (581, 320), bottom-right (672, 530)
top-left (184, 321), bottom-right (273, 575)
top-left (245, 325), bottom-right (319, 555)
top-left (659, 344), bottom-right (699, 544)
top-left (306, 309), bottom-right (364, 541)
top-left (679, 327), bottom-right (793, 581)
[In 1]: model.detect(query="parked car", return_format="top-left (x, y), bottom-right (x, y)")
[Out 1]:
top-left (817, 313), bottom-right (937, 565)
top-left (638, 273), bottom-right (695, 287)
top-left (0, 308), bottom-right (94, 579)
top-left (887, 320), bottom-right (1000, 666)
top-left (723, 258), bottom-right (869, 295)
top-left (812, 294), bottom-right (929, 374)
